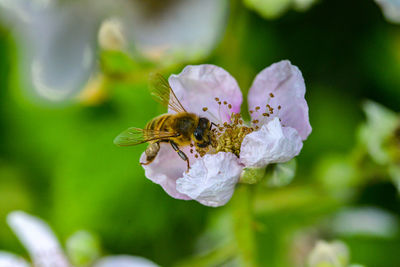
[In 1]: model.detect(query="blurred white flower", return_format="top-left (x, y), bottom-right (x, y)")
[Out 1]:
top-left (358, 100), bottom-right (399, 165)
top-left (0, 211), bottom-right (159, 267)
top-left (0, 0), bottom-right (228, 101)
top-left (307, 240), bottom-right (349, 267)
top-left (332, 207), bottom-right (398, 238)
top-left (375, 0), bottom-right (400, 24)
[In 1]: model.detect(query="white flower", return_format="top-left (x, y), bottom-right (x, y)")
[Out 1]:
top-left (138, 60), bottom-right (311, 207)
top-left (307, 240), bottom-right (349, 267)
top-left (0, 0), bottom-right (228, 101)
top-left (0, 211), bottom-right (158, 267)
top-left (375, 0), bottom-right (400, 24)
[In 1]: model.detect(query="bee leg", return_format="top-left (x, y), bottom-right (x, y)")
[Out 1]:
top-left (170, 141), bottom-right (190, 171)
top-left (140, 142), bottom-right (160, 165)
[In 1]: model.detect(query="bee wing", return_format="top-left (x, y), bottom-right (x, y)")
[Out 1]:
top-left (149, 73), bottom-right (187, 113)
top-left (114, 127), bottom-right (179, 146)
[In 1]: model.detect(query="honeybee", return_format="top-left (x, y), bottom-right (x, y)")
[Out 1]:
top-left (114, 73), bottom-right (213, 170)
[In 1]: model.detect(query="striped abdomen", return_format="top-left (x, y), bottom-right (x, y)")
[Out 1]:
top-left (144, 114), bottom-right (174, 140)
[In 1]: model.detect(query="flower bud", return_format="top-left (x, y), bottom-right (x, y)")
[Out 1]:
top-left (307, 240), bottom-right (349, 267)
top-left (98, 18), bottom-right (126, 51)
top-left (66, 230), bottom-right (101, 267)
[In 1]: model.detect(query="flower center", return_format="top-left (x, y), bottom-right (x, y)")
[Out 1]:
top-left (191, 95), bottom-right (283, 158)
top-left (211, 113), bottom-right (254, 157)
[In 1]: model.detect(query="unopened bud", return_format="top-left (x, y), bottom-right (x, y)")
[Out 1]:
top-left (98, 18), bottom-right (126, 51)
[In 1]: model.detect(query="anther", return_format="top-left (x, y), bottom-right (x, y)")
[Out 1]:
top-left (223, 101), bottom-right (227, 105)
top-left (262, 113), bottom-right (268, 116)
top-left (215, 97), bottom-right (220, 101)
top-left (190, 149), bottom-right (193, 153)
top-left (202, 107), bottom-right (208, 112)
top-left (269, 93), bottom-right (274, 98)
top-left (250, 110), bottom-right (254, 114)
top-left (255, 106), bottom-right (260, 111)
top-left (195, 154), bottom-right (199, 158)
top-left (278, 105), bottom-right (281, 110)
top-left (228, 104), bottom-right (232, 109)
top-left (218, 101), bottom-right (222, 105)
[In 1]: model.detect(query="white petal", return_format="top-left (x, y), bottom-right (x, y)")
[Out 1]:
top-left (94, 255), bottom-right (159, 267)
top-left (0, 252), bottom-right (30, 267)
top-left (7, 211), bottom-right (69, 267)
top-left (332, 207), bottom-right (398, 238)
top-left (248, 60), bottom-right (311, 140)
top-left (140, 144), bottom-right (193, 200)
top-left (0, 0), bottom-right (98, 101)
top-left (176, 152), bottom-right (242, 207)
top-left (240, 117), bottom-right (303, 168)
top-left (375, 0), bottom-right (400, 24)
top-left (168, 64), bottom-right (243, 124)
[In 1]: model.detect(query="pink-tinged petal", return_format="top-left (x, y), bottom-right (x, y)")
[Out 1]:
top-left (7, 211), bottom-right (69, 267)
top-left (0, 252), bottom-right (30, 267)
top-left (168, 65), bottom-right (243, 124)
top-left (240, 118), bottom-right (303, 168)
top-left (248, 60), bottom-right (311, 140)
top-left (176, 152), bottom-right (242, 207)
top-left (94, 255), bottom-right (159, 267)
top-left (141, 144), bottom-right (194, 200)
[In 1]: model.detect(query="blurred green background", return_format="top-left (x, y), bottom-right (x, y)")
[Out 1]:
top-left (1, 0), bottom-right (400, 266)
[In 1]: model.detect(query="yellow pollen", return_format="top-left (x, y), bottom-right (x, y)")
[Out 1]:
top-left (206, 113), bottom-right (255, 157)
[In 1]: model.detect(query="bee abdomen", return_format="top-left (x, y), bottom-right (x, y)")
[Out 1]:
top-left (145, 114), bottom-right (172, 139)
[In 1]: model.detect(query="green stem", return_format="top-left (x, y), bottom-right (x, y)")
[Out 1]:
top-left (231, 184), bottom-right (258, 267)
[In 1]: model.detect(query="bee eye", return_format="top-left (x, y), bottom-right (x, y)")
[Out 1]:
top-left (194, 130), bottom-right (203, 141)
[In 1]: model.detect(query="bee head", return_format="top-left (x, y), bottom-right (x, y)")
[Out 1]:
top-left (193, 117), bottom-right (211, 148)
